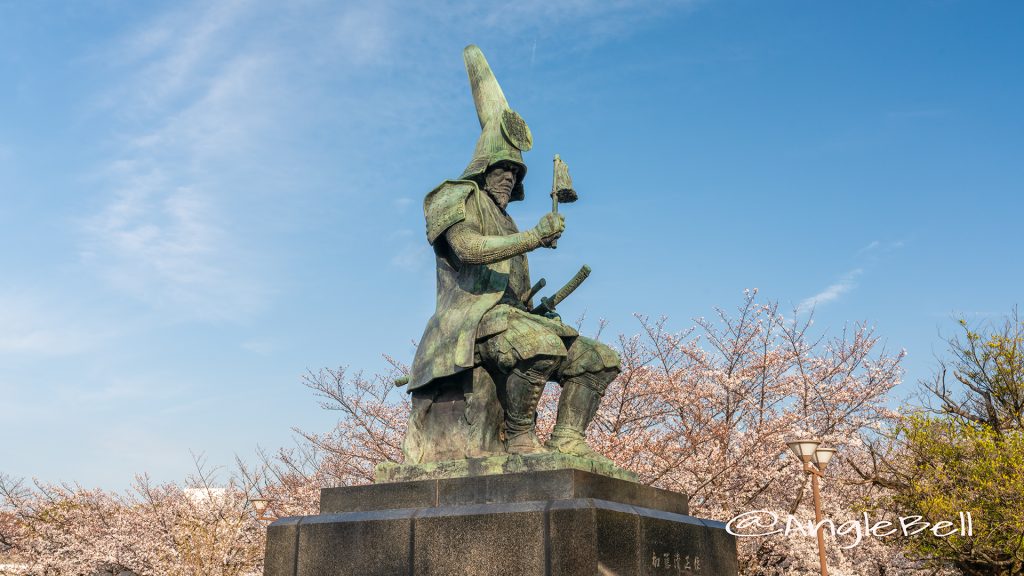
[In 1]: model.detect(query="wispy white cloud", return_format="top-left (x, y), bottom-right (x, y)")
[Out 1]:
top-left (240, 339), bottom-right (275, 355)
top-left (0, 0), bottom-right (713, 489)
top-left (857, 240), bottom-right (881, 255)
top-left (79, 0), bottom-right (705, 322)
top-left (392, 247), bottom-right (430, 271)
top-left (797, 268), bottom-right (862, 314)
top-left (105, 0), bottom-right (257, 108)
top-left (83, 174), bottom-right (262, 320)
top-left (386, 226), bottom-right (431, 271)
top-left (857, 239), bottom-right (905, 257)
top-left (330, 4), bottom-right (395, 66)
top-left (56, 378), bottom-right (160, 407)
top-left (82, 2), bottom-right (294, 322)
top-left (0, 293), bottom-right (101, 356)
top-left (392, 197), bottom-right (414, 211)
top-left (459, 0), bottom-right (701, 46)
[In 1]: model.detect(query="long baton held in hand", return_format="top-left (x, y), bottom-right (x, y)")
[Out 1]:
top-left (549, 154), bottom-right (577, 248)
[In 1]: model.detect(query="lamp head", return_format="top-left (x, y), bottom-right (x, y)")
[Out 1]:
top-left (786, 439), bottom-right (821, 463)
top-left (250, 498), bottom-right (270, 515)
top-left (813, 447), bottom-right (838, 470)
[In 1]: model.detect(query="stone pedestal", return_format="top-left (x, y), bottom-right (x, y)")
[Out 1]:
top-left (264, 469), bottom-right (738, 575)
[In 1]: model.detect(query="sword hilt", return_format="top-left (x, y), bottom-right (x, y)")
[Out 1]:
top-left (530, 265), bottom-right (591, 315)
top-left (524, 278), bottom-right (546, 306)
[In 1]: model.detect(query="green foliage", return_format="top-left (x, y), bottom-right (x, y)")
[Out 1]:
top-left (895, 415), bottom-right (1024, 575)
top-left (929, 312), bottom-right (1024, 432)
top-left (891, 311), bottom-right (1024, 575)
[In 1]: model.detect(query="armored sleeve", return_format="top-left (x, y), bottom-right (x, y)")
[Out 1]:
top-left (446, 221), bottom-right (541, 265)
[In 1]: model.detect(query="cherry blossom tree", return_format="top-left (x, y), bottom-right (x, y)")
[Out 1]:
top-left (291, 291), bottom-right (922, 575)
top-left (565, 292), bottom-right (920, 575)
top-left (2, 292), bottom-right (936, 575)
top-left (0, 457), bottom-right (265, 576)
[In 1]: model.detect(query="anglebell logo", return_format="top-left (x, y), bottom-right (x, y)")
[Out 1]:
top-left (726, 510), bottom-right (975, 548)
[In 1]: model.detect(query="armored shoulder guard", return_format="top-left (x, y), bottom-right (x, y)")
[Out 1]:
top-left (424, 180), bottom-right (478, 245)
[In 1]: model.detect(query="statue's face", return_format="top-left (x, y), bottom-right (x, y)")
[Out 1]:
top-left (483, 164), bottom-right (519, 210)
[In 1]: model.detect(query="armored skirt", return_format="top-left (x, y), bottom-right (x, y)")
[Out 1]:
top-left (477, 304), bottom-right (619, 380)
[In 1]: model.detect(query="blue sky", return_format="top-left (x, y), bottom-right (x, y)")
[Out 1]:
top-left (2, 0), bottom-right (1022, 489)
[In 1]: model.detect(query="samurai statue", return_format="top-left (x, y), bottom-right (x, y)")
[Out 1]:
top-left (406, 45), bottom-right (620, 464)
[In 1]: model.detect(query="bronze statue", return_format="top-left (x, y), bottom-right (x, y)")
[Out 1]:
top-left (263, 46), bottom-right (738, 576)
top-left (404, 45), bottom-right (620, 466)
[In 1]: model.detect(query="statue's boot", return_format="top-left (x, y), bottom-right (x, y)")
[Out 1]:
top-left (504, 368), bottom-right (548, 455)
top-left (546, 373), bottom-right (613, 465)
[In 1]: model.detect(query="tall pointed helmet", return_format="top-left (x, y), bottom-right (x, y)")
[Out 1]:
top-left (459, 45), bottom-right (532, 202)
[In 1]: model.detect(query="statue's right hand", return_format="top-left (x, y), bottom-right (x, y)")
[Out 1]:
top-left (534, 212), bottom-right (565, 247)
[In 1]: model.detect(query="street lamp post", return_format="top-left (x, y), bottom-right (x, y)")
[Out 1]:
top-left (786, 439), bottom-right (837, 576)
top-left (249, 497), bottom-right (278, 523)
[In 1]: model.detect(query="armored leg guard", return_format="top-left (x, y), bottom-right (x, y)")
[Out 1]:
top-left (546, 370), bottom-right (616, 464)
top-left (503, 364), bottom-right (553, 455)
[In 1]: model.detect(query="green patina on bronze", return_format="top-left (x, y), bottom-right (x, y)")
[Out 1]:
top-left (394, 44), bottom-right (625, 482)
top-left (377, 453), bottom-right (639, 484)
